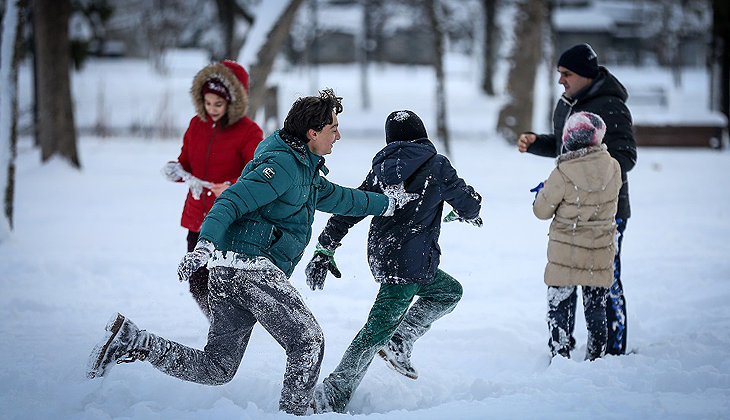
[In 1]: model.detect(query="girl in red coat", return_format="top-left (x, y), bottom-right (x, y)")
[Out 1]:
top-left (163, 60), bottom-right (263, 320)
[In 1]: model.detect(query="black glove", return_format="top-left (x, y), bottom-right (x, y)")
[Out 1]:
top-left (305, 244), bottom-right (341, 291)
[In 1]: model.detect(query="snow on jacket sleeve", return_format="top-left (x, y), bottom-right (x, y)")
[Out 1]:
top-left (533, 167), bottom-right (564, 220)
top-left (198, 154), bottom-right (294, 247)
top-left (437, 156), bottom-right (482, 220)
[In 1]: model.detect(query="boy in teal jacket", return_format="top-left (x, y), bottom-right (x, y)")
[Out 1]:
top-left (87, 89), bottom-right (414, 416)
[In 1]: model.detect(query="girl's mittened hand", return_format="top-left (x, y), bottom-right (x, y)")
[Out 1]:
top-left (162, 161), bottom-right (184, 182)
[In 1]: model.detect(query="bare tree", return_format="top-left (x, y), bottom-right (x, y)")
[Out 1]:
top-left (358, 0), bottom-right (380, 110)
top-left (710, 0), bottom-right (730, 125)
top-left (212, 0), bottom-right (255, 61)
top-left (426, 0), bottom-right (451, 155)
top-left (0, 0), bottom-right (27, 237)
top-left (246, 0), bottom-right (306, 117)
top-left (481, 0), bottom-right (498, 95)
top-left (34, 0), bottom-right (80, 167)
top-left (652, 0), bottom-right (711, 88)
top-left (496, 0), bottom-right (547, 143)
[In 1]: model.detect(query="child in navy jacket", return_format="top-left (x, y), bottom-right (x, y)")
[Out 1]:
top-left (306, 110), bottom-right (482, 413)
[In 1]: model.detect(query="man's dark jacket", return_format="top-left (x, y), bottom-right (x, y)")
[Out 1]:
top-left (527, 66), bottom-right (637, 220)
top-left (318, 138), bottom-right (481, 284)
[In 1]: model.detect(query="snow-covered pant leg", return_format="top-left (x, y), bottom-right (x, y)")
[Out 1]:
top-left (321, 283), bottom-right (418, 413)
top-left (582, 286), bottom-right (608, 360)
top-left (187, 230), bottom-right (211, 320)
top-left (148, 266), bottom-right (324, 416)
top-left (146, 267), bottom-right (256, 384)
top-left (547, 286), bottom-right (577, 357)
top-left (235, 267), bottom-right (325, 415)
top-left (606, 218), bottom-right (628, 355)
top-left (393, 269), bottom-right (463, 354)
top-left (566, 289), bottom-right (577, 350)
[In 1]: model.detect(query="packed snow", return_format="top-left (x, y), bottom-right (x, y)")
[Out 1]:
top-left (1, 51), bottom-right (729, 419)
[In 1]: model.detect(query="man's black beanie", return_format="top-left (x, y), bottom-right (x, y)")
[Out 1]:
top-left (557, 43), bottom-right (599, 79)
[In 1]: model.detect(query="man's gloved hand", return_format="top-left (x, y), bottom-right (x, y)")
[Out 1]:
top-left (443, 209), bottom-right (483, 227)
top-left (161, 161), bottom-right (213, 200)
top-left (178, 239), bottom-right (213, 282)
top-left (305, 243), bottom-right (341, 291)
top-left (381, 183), bottom-right (420, 216)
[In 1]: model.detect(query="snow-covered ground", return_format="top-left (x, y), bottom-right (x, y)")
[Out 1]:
top-left (1, 54), bottom-right (729, 419)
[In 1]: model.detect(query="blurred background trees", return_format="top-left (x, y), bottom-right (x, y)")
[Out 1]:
top-left (0, 0), bottom-right (726, 165)
top-left (0, 0), bottom-right (726, 235)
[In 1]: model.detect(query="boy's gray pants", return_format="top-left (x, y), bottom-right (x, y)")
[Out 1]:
top-left (145, 264), bottom-right (324, 416)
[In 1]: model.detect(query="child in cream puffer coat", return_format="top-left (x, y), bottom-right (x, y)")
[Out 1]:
top-left (533, 111), bottom-right (622, 361)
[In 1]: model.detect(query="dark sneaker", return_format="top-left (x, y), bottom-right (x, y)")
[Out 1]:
top-left (378, 338), bottom-right (418, 380)
top-left (86, 313), bottom-right (149, 379)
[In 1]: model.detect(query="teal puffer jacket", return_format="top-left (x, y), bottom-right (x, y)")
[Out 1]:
top-left (198, 129), bottom-right (389, 277)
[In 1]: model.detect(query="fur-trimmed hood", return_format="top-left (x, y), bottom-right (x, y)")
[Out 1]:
top-left (556, 144), bottom-right (614, 192)
top-left (191, 61), bottom-right (249, 125)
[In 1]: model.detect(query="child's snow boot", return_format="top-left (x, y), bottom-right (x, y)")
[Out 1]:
top-left (378, 333), bottom-right (418, 379)
top-left (86, 313), bottom-right (152, 379)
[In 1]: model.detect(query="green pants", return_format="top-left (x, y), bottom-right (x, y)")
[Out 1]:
top-left (321, 269), bottom-right (463, 413)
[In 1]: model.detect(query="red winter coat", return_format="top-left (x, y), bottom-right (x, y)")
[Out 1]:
top-left (177, 60), bottom-right (263, 232)
top-left (178, 116), bottom-right (262, 232)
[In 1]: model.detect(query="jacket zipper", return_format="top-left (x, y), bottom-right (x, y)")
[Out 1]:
top-left (306, 157), bottom-right (326, 243)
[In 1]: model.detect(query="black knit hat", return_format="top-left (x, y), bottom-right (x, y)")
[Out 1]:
top-left (385, 110), bottom-right (427, 143)
top-left (557, 43), bottom-right (598, 79)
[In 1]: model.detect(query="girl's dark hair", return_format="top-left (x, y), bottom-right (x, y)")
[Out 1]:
top-left (283, 88), bottom-right (343, 142)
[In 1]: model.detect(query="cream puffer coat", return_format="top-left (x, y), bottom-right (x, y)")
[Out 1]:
top-left (533, 145), bottom-right (622, 287)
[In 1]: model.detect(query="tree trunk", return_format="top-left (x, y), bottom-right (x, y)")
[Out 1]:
top-left (0, 0), bottom-right (27, 237)
top-left (33, 0), bottom-right (80, 167)
top-left (213, 0), bottom-right (254, 61)
top-left (214, 0), bottom-right (236, 61)
top-left (710, 0), bottom-right (730, 127)
top-left (496, 0), bottom-right (546, 144)
top-left (246, 0), bottom-right (307, 118)
top-left (426, 0), bottom-right (451, 156)
top-left (359, 0), bottom-right (374, 110)
top-left (481, 0), bottom-right (498, 96)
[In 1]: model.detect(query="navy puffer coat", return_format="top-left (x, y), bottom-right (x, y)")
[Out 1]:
top-left (318, 138), bottom-right (481, 284)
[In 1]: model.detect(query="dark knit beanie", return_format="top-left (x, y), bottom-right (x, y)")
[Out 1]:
top-left (202, 78), bottom-right (231, 102)
top-left (557, 43), bottom-right (599, 79)
top-left (562, 111), bottom-right (606, 151)
top-left (385, 110), bottom-right (427, 143)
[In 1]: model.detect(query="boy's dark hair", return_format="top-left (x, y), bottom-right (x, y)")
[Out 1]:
top-left (283, 88), bottom-right (343, 142)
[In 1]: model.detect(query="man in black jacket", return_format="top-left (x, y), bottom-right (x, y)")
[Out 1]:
top-left (307, 110), bottom-right (482, 413)
top-left (518, 43), bottom-right (637, 356)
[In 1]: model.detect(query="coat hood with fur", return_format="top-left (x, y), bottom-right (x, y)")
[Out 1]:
top-left (191, 61), bottom-right (249, 125)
